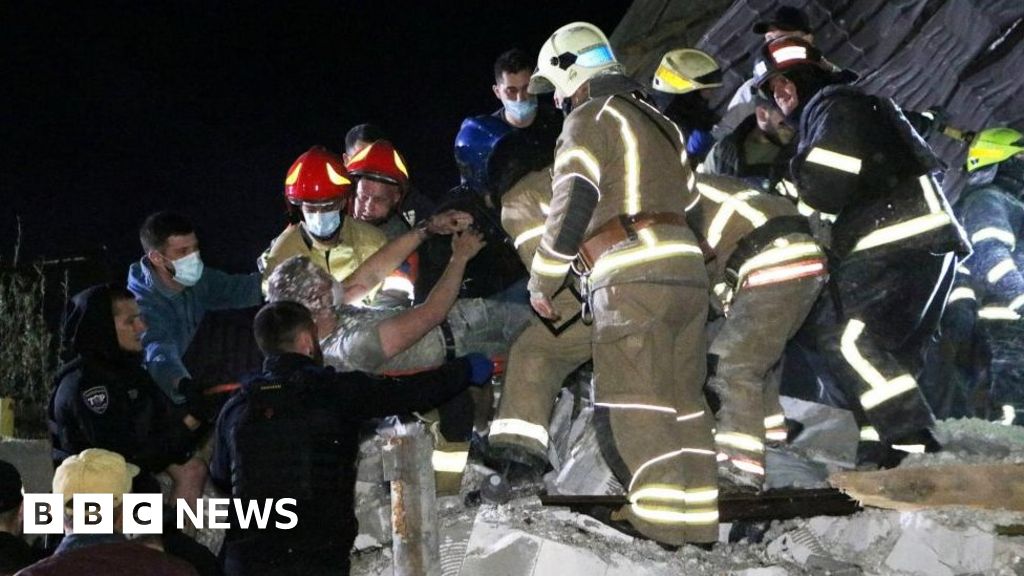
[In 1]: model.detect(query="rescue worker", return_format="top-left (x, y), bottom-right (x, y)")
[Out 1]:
top-left (649, 48), bottom-right (722, 166)
top-left (701, 92), bottom-right (798, 197)
top-left (689, 174), bottom-right (827, 490)
top-left (955, 127), bottom-right (1024, 425)
top-left (259, 146), bottom-right (388, 292)
top-left (347, 140), bottom-right (419, 305)
top-left (527, 22), bottom-right (717, 546)
top-left (210, 301), bottom-right (493, 576)
top-left (417, 116), bottom-right (534, 302)
top-left (755, 36), bottom-right (968, 465)
top-left (49, 285), bottom-right (206, 504)
top-left (261, 146), bottom-right (468, 305)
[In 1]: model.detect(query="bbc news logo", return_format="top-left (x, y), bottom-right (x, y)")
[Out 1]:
top-left (22, 494), bottom-right (298, 534)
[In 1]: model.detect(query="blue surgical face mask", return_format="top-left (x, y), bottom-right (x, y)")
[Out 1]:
top-left (504, 97), bottom-right (538, 124)
top-left (170, 251), bottom-right (204, 287)
top-left (303, 209), bottom-right (342, 238)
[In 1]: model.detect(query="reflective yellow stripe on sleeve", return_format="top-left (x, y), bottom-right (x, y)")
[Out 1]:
top-left (530, 252), bottom-right (573, 278)
top-left (554, 147), bottom-right (601, 185)
top-left (852, 175), bottom-right (952, 253)
top-left (971, 227), bottom-right (1016, 249)
top-left (488, 418), bottom-right (550, 448)
top-left (987, 259), bottom-right (1017, 284)
top-left (513, 225), bottom-right (546, 249)
top-left (946, 286), bottom-right (976, 303)
top-left (805, 147), bottom-right (862, 174)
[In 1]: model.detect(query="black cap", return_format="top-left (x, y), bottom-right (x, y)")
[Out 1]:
top-left (753, 6), bottom-right (812, 35)
top-left (0, 460), bottom-right (23, 513)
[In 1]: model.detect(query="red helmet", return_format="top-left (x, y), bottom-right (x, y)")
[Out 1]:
top-left (284, 146), bottom-right (351, 205)
top-left (346, 141), bottom-right (410, 186)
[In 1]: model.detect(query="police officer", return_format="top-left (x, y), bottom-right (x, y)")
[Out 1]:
top-left (690, 174), bottom-right (826, 490)
top-left (527, 22), bottom-right (717, 546)
top-left (754, 36), bottom-right (968, 465)
top-left (210, 301), bottom-right (493, 576)
top-left (49, 285), bottom-right (205, 502)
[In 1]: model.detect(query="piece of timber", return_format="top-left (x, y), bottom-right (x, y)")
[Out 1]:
top-left (541, 488), bottom-right (861, 522)
top-left (830, 462), bottom-right (1024, 512)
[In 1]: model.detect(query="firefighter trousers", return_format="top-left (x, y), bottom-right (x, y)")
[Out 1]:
top-left (488, 304), bottom-right (593, 460)
top-left (811, 249), bottom-right (954, 444)
top-left (708, 273), bottom-right (826, 475)
top-left (590, 282), bottom-right (718, 545)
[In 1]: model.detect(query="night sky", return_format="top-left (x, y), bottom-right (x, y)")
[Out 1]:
top-left (2, 1), bottom-right (629, 278)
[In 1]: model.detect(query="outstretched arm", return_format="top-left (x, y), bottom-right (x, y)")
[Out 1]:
top-left (375, 229), bottom-right (485, 359)
top-left (341, 209), bottom-right (473, 303)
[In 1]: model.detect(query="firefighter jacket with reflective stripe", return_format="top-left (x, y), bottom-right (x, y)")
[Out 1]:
top-left (790, 85), bottom-right (967, 261)
top-left (690, 173), bottom-right (821, 290)
top-left (956, 163), bottom-right (1024, 316)
top-left (503, 169), bottom-right (555, 269)
top-left (528, 74), bottom-right (706, 296)
top-left (259, 216), bottom-right (387, 291)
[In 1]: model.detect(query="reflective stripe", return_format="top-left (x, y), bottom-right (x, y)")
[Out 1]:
top-left (978, 306), bottom-right (1021, 320)
top-left (797, 200), bottom-right (815, 217)
top-left (431, 450), bottom-right (469, 473)
top-left (987, 259), bottom-right (1017, 284)
top-left (1010, 294), bottom-right (1024, 312)
top-left (594, 402), bottom-right (676, 414)
top-left (380, 276), bottom-right (414, 296)
top-left (590, 240), bottom-right (703, 281)
top-left (805, 147), bottom-right (862, 174)
top-left (891, 444), bottom-right (925, 454)
top-left (919, 175), bottom-right (942, 214)
top-left (489, 418), bottom-right (550, 448)
top-left (630, 504), bottom-right (719, 525)
top-left (628, 448), bottom-right (716, 492)
top-left (764, 414), bottom-right (785, 429)
top-left (731, 457), bottom-right (766, 476)
top-left (851, 213), bottom-right (952, 253)
top-left (676, 410), bottom-right (705, 422)
top-left (859, 427), bottom-right (880, 442)
top-left (1001, 405), bottom-right (1017, 426)
top-left (514, 225), bottom-right (546, 249)
top-left (765, 429), bottom-right (788, 442)
top-left (956, 264), bottom-right (971, 275)
top-left (530, 252), bottom-right (572, 277)
top-left (774, 45), bottom-right (810, 64)
top-left (631, 486), bottom-right (718, 505)
top-left (736, 243), bottom-right (823, 283)
top-left (539, 240), bottom-right (577, 262)
top-left (555, 147), bottom-right (601, 184)
top-left (696, 182), bottom-right (768, 246)
top-left (715, 432), bottom-right (764, 454)
top-left (971, 227), bottom-right (1016, 249)
top-left (775, 179), bottom-right (800, 199)
top-left (744, 259), bottom-right (826, 288)
top-left (540, 202), bottom-right (551, 215)
top-left (597, 102), bottom-right (641, 215)
top-left (947, 287), bottom-right (976, 303)
top-left (840, 319), bottom-right (918, 409)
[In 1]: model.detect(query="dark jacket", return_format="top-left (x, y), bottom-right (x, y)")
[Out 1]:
top-left (790, 84), bottom-right (967, 261)
top-left (16, 534), bottom-right (197, 576)
top-left (703, 115), bottom-right (796, 195)
top-left (49, 286), bottom-right (194, 474)
top-left (209, 353), bottom-right (473, 574)
top-left (0, 532), bottom-right (39, 576)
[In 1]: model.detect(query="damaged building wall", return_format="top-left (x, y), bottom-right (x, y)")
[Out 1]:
top-left (610, 0), bottom-right (1024, 200)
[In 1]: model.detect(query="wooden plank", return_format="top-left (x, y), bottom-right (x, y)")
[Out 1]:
top-left (541, 488), bottom-right (861, 522)
top-left (829, 462), bottom-right (1024, 512)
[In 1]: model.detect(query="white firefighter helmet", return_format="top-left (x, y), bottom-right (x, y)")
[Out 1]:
top-left (652, 48), bottom-right (723, 94)
top-left (528, 22), bottom-right (622, 97)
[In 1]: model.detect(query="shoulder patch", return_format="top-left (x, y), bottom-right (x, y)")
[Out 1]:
top-left (81, 386), bottom-right (110, 415)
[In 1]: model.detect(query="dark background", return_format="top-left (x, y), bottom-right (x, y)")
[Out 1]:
top-left (1, 1), bottom-right (630, 279)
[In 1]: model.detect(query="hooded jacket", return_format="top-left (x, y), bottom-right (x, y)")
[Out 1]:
top-left (49, 285), bottom-right (194, 473)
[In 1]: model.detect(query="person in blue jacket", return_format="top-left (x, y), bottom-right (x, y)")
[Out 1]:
top-left (127, 211), bottom-right (263, 406)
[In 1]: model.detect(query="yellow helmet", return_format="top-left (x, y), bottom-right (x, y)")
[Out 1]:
top-left (967, 127), bottom-right (1024, 172)
top-left (652, 49), bottom-right (723, 95)
top-left (528, 22), bottom-right (623, 97)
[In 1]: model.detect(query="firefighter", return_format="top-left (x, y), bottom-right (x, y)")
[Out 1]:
top-left (754, 37), bottom-right (968, 466)
top-left (347, 140), bottom-right (419, 305)
top-left (259, 146), bottom-right (388, 291)
top-left (649, 48), bottom-right (723, 166)
top-left (690, 174), bottom-right (826, 490)
top-left (956, 127), bottom-right (1024, 425)
top-left (527, 22), bottom-right (717, 546)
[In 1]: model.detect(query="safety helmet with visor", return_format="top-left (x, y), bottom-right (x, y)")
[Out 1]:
top-left (967, 127), bottom-right (1024, 172)
top-left (528, 22), bottom-right (623, 98)
top-left (652, 48), bottom-right (723, 95)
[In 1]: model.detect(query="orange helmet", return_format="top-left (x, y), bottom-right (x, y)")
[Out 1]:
top-left (346, 141), bottom-right (410, 186)
top-left (284, 146), bottom-right (352, 205)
